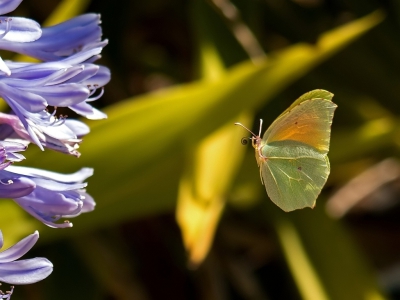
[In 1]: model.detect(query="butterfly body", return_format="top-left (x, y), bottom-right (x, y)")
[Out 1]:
top-left (250, 134), bottom-right (267, 167)
top-left (236, 90), bottom-right (337, 212)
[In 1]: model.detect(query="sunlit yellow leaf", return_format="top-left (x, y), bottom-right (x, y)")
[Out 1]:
top-left (177, 113), bottom-right (252, 267)
top-left (41, 0), bottom-right (92, 27)
top-left (176, 29), bottom-right (252, 266)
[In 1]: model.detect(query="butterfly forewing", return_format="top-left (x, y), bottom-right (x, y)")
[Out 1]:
top-left (261, 141), bottom-right (330, 211)
top-left (275, 90), bottom-right (333, 119)
top-left (263, 99), bottom-right (337, 154)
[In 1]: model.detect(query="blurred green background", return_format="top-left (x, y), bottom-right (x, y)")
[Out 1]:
top-left (4, 0), bottom-right (400, 299)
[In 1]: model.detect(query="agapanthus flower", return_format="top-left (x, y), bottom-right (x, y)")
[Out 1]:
top-left (0, 141), bottom-right (34, 198)
top-left (0, 47), bottom-right (109, 150)
top-left (0, 112), bottom-right (89, 156)
top-left (0, 0), bottom-right (41, 75)
top-left (0, 13), bottom-right (106, 62)
top-left (0, 140), bottom-right (26, 164)
top-left (4, 165), bottom-right (95, 228)
top-left (0, 230), bottom-right (53, 299)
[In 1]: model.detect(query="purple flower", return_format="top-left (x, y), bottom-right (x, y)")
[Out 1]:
top-left (0, 0), bottom-right (22, 13)
top-left (0, 170), bottom-right (34, 199)
top-left (0, 140), bottom-right (26, 164)
top-left (0, 112), bottom-right (89, 156)
top-left (0, 230), bottom-right (52, 298)
top-left (4, 165), bottom-right (95, 228)
top-left (0, 141), bottom-right (34, 198)
top-left (0, 14), bottom-right (106, 62)
top-left (0, 0), bottom-right (41, 75)
top-left (0, 48), bottom-right (109, 148)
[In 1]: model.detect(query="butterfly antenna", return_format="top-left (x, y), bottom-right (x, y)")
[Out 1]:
top-left (234, 122), bottom-right (257, 137)
top-left (258, 119), bottom-right (263, 136)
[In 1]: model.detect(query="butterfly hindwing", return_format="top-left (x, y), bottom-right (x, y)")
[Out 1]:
top-left (260, 141), bottom-right (330, 211)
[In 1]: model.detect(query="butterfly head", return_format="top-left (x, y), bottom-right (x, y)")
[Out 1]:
top-left (234, 119), bottom-right (263, 150)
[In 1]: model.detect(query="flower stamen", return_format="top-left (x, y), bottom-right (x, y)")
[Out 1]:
top-left (87, 87), bottom-right (104, 102)
top-left (0, 18), bottom-right (12, 40)
top-left (0, 179), bottom-right (13, 185)
top-left (0, 285), bottom-right (13, 300)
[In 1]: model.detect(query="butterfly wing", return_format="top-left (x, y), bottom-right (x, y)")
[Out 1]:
top-left (259, 90), bottom-right (336, 211)
top-left (261, 141), bottom-right (330, 211)
top-left (263, 91), bottom-right (337, 154)
top-left (274, 90), bottom-right (334, 119)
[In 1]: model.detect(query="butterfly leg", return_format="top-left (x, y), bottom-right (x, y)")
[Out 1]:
top-left (258, 146), bottom-right (268, 160)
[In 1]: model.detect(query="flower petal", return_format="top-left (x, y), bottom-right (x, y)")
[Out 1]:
top-left (0, 57), bottom-right (10, 75)
top-left (5, 99), bottom-right (43, 149)
top-left (64, 119), bottom-right (90, 137)
top-left (1, 140), bottom-right (27, 154)
top-left (0, 257), bottom-right (53, 284)
top-left (81, 191), bottom-right (95, 213)
top-left (0, 231), bottom-right (3, 249)
top-left (0, 231), bottom-right (38, 263)
top-left (83, 65), bottom-right (110, 88)
top-left (13, 198), bottom-right (75, 228)
top-left (15, 188), bottom-right (83, 215)
top-left (70, 101), bottom-right (107, 119)
top-left (1, 17), bottom-right (41, 42)
top-left (23, 83), bottom-right (89, 107)
top-left (6, 165), bottom-right (93, 183)
top-left (0, 173), bottom-right (35, 198)
top-left (0, 14), bottom-right (102, 61)
top-left (0, 0), bottom-right (22, 15)
top-left (0, 82), bottom-right (47, 112)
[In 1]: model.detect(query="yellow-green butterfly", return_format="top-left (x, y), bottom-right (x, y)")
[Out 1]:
top-left (235, 90), bottom-right (337, 212)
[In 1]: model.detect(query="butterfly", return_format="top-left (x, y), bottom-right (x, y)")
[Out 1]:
top-left (235, 90), bottom-right (337, 211)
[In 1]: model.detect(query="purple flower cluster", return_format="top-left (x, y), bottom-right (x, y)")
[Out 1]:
top-left (0, 0), bottom-right (109, 295)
